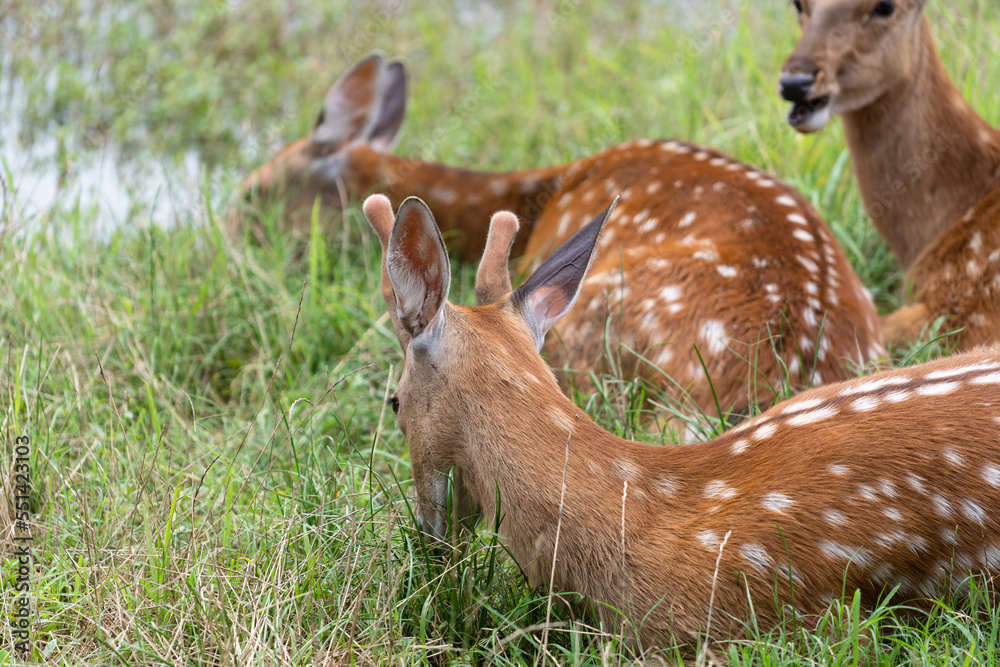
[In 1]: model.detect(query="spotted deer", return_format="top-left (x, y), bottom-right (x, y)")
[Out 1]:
top-left (780, 0), bottom-right (1000, 350)
top-left (365, 193), bottom-right (1000, 645)
top-left (244, 52), bottom-right (886, 418)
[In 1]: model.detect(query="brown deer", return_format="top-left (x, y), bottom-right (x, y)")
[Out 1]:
top-left (364, 192), bottom-right (1000, 646)
top-left (244, 53), bottom-right (886, 418)
top-left (779, 0), bottom-right (1000, 350)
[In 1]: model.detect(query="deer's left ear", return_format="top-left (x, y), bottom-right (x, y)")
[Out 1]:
top-left (511, 198), bottom-right (617, 350)
top-left (385, 197), bottom-right (451, 350)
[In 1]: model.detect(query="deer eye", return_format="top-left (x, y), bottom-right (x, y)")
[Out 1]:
top-left (387, 396), bottom-right (400, 414)
top-left (872, 0), bottom-right (895, 17)
top-left (792, 0), bottom-right (803, 13)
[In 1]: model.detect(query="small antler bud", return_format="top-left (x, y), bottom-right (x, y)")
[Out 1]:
top-left (475, 211), bottom-right (520, 306)
top-left (363, 194), bottom-right (395, 249)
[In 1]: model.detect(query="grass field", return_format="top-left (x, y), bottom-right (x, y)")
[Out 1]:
top-left (2, 0), bottom-right (1000, 664)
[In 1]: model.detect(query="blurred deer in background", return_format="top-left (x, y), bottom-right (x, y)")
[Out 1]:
top-left (780, 0), bottom-right (1000, 350)
top-left (243, 53), bottom-right (886, 419)
top-left (365, 192), bottom-right (1000, 646)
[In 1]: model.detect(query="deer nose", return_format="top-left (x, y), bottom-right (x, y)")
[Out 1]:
top-left (780, 73), bottom-right (816, 103)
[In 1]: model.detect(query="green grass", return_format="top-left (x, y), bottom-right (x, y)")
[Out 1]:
top-left (1, 0), bottom-right (1000, 664)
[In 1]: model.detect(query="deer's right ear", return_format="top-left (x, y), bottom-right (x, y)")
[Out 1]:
top-left (313, 53), bottom-right (406, 152)
top-left (385, 197), bottom-right (451, 350)
top-left (367, 60), bottom-right (406, 151)
top-left (511, 198), bottom-right (617, 350)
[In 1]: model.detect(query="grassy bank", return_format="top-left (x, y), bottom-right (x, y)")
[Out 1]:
top-left (2, 0), bottom-right (1000, 664)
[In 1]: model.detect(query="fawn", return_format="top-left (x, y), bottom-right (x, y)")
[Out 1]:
top-left (365, 192), bottom-right (1000, 645)
top-left (242, 53), bottom-right (885, 419)
top-left (780, 0), bottom-right (1000, 350)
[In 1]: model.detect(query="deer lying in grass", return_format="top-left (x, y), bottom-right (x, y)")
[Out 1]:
top-left (242, 53), bottom-right (885, 418)
top-left (780, 0), bottom-right (1000, 350)
top-left (365, 192), bottom-right (1000, 645)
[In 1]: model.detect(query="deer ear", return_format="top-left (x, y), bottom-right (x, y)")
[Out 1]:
top-left (386, 197), bottom-right (451, 348)
top-left (367, 60), bottom-right (406, 151)
top-left (313, 53), bottom-right (383, 148)
top-left (475, 211), bottom-right (520, 306)
top-left (511, 198), bottom-right (617, 350)
top-left (313, 52), bottom-right (404, 152)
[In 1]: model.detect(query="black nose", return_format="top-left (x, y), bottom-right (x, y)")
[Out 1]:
top-left (780, 73), bottom-right (816, 104)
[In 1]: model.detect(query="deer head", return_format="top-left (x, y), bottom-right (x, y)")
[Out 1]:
top-left (779, 0), bottom-right (929, 133)
top-left (241, 53), bottom-right (406, 221)
top-left (364, 193), bottom-right (616, 542)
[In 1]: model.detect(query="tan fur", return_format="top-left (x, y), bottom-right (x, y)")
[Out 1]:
top-left (369, 199), bottom-right (1000, 646)
top-left (248, 55), bottom-right (886, 417)
top-left (782, 0), bottom-right (1000, 350)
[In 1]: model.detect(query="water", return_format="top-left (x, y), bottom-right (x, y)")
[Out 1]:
top-left (0, 0), bottom-right (722, 236)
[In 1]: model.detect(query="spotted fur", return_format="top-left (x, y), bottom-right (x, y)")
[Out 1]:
top-left (366, 196), bottom-right (1000, 646)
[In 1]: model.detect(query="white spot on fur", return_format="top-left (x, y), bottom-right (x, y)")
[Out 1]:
top-left (820, 542), bottom-right (873, 568)
top-left (556, 212), bottom-right (573, 237)
top-left (549, 408), bottom-right (576, 434)
top-left (884, 390), bottom-right (912, 403)
top-left (962, 498), bottom-right (987, 524)
top-left (639, 217), bottom-right (659, 234)
top-left (783, 397), bottom-right (825, 414)
top-left (857, 484), bottom-right (878, 502)
top-left (717, 265), bottom-right (738, 278)
top-left (841, 376), bottom-right (912, 396)
top-left (679, 211), bottom-right (697, 228)
top-left (704, 480), bottom-right (738, 500)
top-left (761, 492), bottom-right (794, 514)
top-left (982, 463), bottom-right (1000, 488)
top-left (904, 473), bottom-right (927, 494)
top-left (793, 229), bottom-right (815, 244)
top-left (786, 406), bottom-right (839, 426)
top-left (883, 507), bottom-right (903, 522)
top-left (489, 180), bottom-right (509, 196)
top-left (850, 396), bottom-right (879, 412)
top-left (787, 213), bottom-right (808, 225)
top-left (646, 182), bottom-right (662, 195)
top-left (930, 493), bottom-right (954, 518)
top-left (740, 544), bottom-right (772, 572)
top-left (431, 187), bottom-right (458, 204)
top-left (971, 372), bottom-right (1000, 384)
top-left (942, 447), bottom-right (965, 467)
top-left (653, 475), bottom-right (677, 496)
top-left (753, 422), bottom-right (777, 441)
top-left (823, 509), bottom-right (848, 527)
top-left (700, 320), bottom-right (727, 354)
top-left (612, 458), bottom-right (641, 482)
top-left (730, 438), bottom-right (749, 455)
top-left (969, 230), bottom-right (984, 253)
top-left (697, 530), bottom-right (721, 550)
top-left (797, 255), bottom-right (819, 273)
top-left (660, 285), bottom-right (682, 303)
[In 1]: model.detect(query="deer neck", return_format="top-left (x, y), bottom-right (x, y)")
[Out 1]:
top-left (346, 145), bottom-right (567, 263)
top-left (841, 17), bottom-right (1000, 270)
top-left (453, 366), bottom-right (656, 596)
